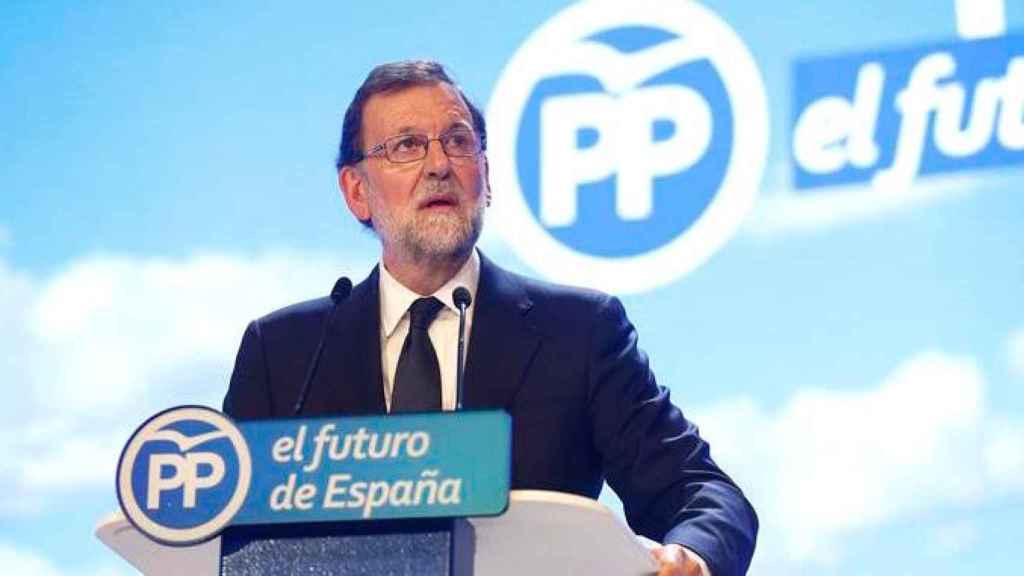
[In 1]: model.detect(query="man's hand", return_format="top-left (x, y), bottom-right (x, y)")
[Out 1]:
top-left (651, 544), bottom-right (710, 576)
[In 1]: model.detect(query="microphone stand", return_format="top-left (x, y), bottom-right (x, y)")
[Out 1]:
top-left (453, 287), bottom-right (472, 411)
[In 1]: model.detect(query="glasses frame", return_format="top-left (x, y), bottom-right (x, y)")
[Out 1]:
top-left (360, 128), bottom-right (482, 164)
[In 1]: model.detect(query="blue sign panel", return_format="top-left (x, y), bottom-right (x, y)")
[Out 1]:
top-left (792, 31), bottom-right (1024, 190)
top-left (117, 407), bottom-right (511, 545)
top-left (234, 411), bottom-right (511, 525)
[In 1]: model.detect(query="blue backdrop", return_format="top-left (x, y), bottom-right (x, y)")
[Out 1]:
top-left (1, 1), bottom-right (1022, 574)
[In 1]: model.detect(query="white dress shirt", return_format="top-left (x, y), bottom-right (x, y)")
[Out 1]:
top-left (378, 250), bottom-right (479, 412)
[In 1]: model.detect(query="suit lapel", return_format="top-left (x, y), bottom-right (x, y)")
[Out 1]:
top-left (463, 254), bottom-right (540, 410)
top-left (317, 266), bottom-right (387, 415)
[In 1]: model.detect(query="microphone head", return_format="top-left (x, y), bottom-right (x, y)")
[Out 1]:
top-left (330, 277), bottom-right (353, 303)
top-left (453, 286), bottom-right (472, 309)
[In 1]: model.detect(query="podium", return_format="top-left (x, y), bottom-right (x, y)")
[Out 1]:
top-left (97, 490), bottom-right (659, 575)
top-left (101, 406), bottom-right (659, 575)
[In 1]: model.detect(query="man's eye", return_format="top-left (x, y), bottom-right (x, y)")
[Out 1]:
top-left (445, 131), bottom-right (473, 149)
top-left (390, 136), bottom-right (423, 153)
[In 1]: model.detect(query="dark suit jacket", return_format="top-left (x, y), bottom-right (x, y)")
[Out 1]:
top-left (223, 253), bottom-right (757, 575)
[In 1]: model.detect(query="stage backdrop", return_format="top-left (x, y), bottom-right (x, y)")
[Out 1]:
top-left (1, 1), bottom-right (1022, 574)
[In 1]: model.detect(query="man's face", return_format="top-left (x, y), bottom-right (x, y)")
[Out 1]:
top-left (340, 82), bottom-right (488, 263)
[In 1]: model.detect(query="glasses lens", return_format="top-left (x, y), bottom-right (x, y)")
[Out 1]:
top-left (442, 129), bottom-right (479, 157)
top-left (386, 134), bottom-right (429, 163)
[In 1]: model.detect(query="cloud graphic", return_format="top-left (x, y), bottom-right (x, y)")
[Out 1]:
top-left (0, 542), bottom-right (61, 576)
top-left (744, 170), bottom-right (982, 238)
top-left (925, 519), bottom-right (980, 558)
top-left (953, 0), bottom-right (1007, 39)
top-left (691, 350), bottom-right (1024, 570)
top-left (1008, 328), bottom-right (1024, 378)
top-left (0, 250), bottom-right (372, 514)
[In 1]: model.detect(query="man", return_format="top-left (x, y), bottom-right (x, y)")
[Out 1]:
top-left (224, 60), bottom-right (757, 576)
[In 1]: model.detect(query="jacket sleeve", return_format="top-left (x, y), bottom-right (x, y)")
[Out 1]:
top-left (588, 295), bottom-right (758, 576)
top-left (222, 320), bottom-right (274, 420)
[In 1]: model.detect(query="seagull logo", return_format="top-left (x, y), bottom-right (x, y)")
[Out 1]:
top-left (147, 429), bottom-right (230, 452)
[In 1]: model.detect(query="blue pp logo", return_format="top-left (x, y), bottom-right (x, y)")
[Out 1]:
top-left (117, 406), bottom-right (251, 545)
top-left (489, 0), bottom-right (767, 293)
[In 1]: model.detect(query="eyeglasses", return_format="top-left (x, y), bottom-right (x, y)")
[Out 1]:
top-left (361, 128), bottom-right (482, 164)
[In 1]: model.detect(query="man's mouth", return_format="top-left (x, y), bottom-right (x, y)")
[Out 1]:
top-left (420, 195), bottom-right (458, 210)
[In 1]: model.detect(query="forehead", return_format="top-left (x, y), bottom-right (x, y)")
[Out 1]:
top-left (361, 83), bottom-right (472, 142)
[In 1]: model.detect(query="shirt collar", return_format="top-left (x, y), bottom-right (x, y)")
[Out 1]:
top-left (379, 250), bottom-right (480, 338)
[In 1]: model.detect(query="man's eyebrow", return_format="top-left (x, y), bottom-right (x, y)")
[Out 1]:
top-left (446, 119), bottom-right (473, 131)
top-left (385, 120), bottom-right (472, 137)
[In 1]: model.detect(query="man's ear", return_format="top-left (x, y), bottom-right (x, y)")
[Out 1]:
top-left (339, 165), bottom-right (371, 222)
top-left (482, 154), bottom-right (492, 206)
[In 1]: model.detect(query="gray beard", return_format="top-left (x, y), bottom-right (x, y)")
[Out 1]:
top-left (376, 201), bottom-right (484, 265)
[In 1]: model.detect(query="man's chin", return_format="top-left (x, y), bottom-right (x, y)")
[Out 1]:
top-left (407, 220), bottom-right (479, 260)
top-left (410, 234), bottom-right (476, 261)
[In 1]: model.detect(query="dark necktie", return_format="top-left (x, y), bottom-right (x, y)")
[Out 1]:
top-left (391, 297), bottom-right (445, 412)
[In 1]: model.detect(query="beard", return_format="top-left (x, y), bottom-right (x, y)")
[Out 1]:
top-left (371, 181), bottom-right (485, 263)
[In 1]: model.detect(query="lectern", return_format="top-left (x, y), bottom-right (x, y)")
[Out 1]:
top-left (98, 406), bottom-right (658, 575)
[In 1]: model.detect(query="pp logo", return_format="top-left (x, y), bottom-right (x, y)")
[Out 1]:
top-left (117, 406), bottom-right (251, 545)
top-left (488, 0), bottom-right (767, 293)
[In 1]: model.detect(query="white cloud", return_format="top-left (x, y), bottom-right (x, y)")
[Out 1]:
top-left (25, 252), bottom-right (366, 413)
top-left (1008, 328), bottom-right (1024, 378)
top-left (692, 351), bottom-right (1024, 570)
top-left (744, 173), bottom-right (979, 238)
top-left (926, 520), bottom-right (980, 558)
top-left (983, 415), bottom-right (1024, 492)
top-left (0, 543), bottom-right (62, 576)
top-left (954, 0), bottom-right (1006, 39)
top-left (0, 250), bottom-right (373, 514)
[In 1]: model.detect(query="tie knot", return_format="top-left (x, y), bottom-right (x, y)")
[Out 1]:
top-left (408, 297), bottom-right (444, 330)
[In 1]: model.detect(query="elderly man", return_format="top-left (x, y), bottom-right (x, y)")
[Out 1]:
top-left (224, 60), bottom-right (757, 576)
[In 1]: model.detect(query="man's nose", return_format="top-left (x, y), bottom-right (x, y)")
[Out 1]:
top-left (423, 139), bottom-right (451, 179)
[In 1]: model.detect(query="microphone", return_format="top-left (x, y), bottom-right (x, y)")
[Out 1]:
top-left (452, 286), bottom-right (472, 411)
top-left (293, 277), bottom-right (352, 415)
